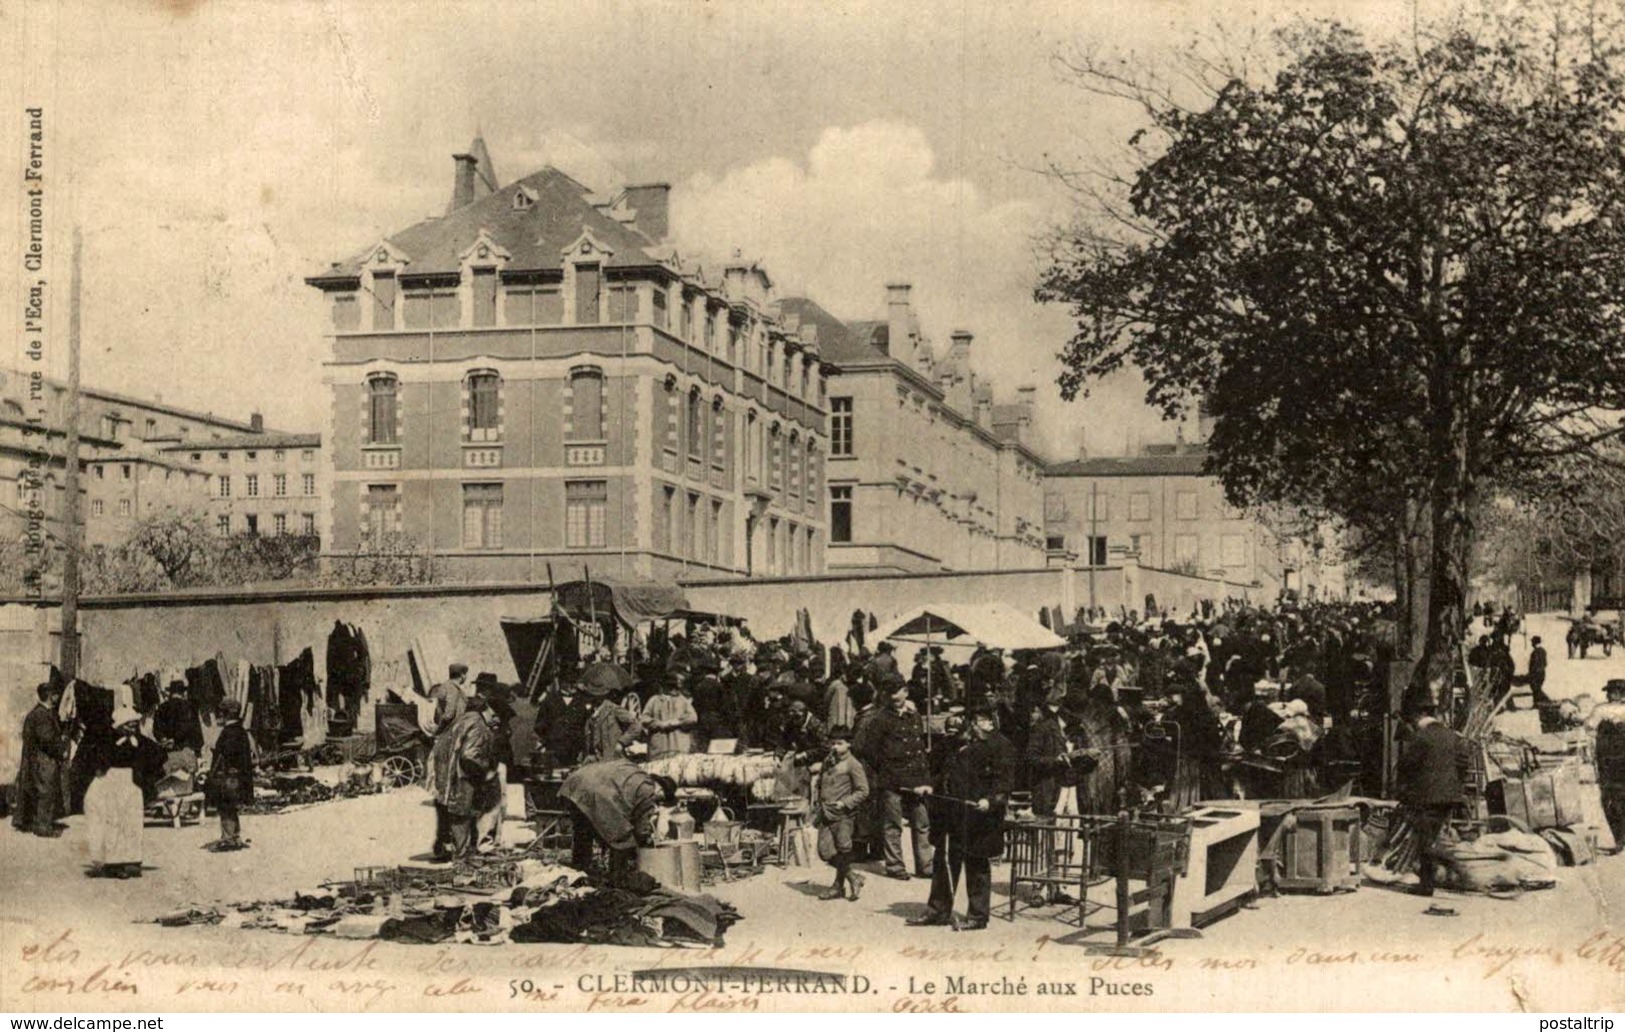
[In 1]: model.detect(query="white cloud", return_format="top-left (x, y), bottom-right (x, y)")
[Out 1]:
top-left (670, 120), bottom-right (1171, 457)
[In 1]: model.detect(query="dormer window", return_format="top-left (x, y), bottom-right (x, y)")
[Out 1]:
top-left (512, 186), bottom-right (537, 211)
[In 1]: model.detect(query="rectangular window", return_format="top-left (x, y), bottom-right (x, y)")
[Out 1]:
top-left (332, 294), bottom-right (361, 332)
top-left (471, 268), bottom-right (497, 327)
top-left (92, 499), bottom-right (104, 517)
top-left (710, 500), bottom-right (723, 563)
top-left (569, 373), bottom-right (603, 441)
top-left (462, 482), bottom-right (504, 549)
top-left (371, 273), bottom-right (396, 329)
top-left (1130, 492), bottom-right (1151, 521)
top-left (246, 474), bottom-right (259, 498)
top-left (368, 377), bottom-right (398, 444)
top-left (1046, 534), bottom-right (1065, 551)
top-left (145, 418), bottom-right (157, 439)
top-left (767, 516), bottom-right (779, 574)
top-left (302, 473), bottom-right (316, 496)
top-left (687, 394), bottom-right (704, 459)
top-left (365, 484), bottom-right (400, 544)
top-left (830, 397), bottom-right (853, 456)
top-left (218, 476), bottom-right (231, 498)
top-left (246, 451), bottom-right (257, 463)
top-left (680, 300), bottom-right (692, 342)
top-left (121, 464), bottom-right (131, 480)
top-left (566, 480), bottom-right (607, 548)
top-left (274, 513), bottom-right (288, 536)
top-left (402, 287), bottom-right (459, 329)
top-left (94, 466), bottom-right (104, 480)
top-left (728, 326), bottom-right (740, 367)
top-left (274, 450), bottom-right (285, 462)
top-left (301, 450), bottom-right (314, 463)
top-left (1176, 534), bottom-right (1199, 564)
top-left (575, 265), bottom-right (601, 324)
top-left (1176, 491), bottom-right (1198, 521)
top-left (1089, 494), bottom-right (1110, 522)
top-left (688, 492), bottom-right (702, 560)
top-left (274, 473), bottom-right (287, 497)
top-left (246, 513), bottom-right (259, 537)
top-left (830, 485), bottom-right (852, 543)
top-left (469, 373), bottom-right (501, 440)
top-left (1222, 533), bottom-right (1245, 567)
top-left (606, 284), bottom-right (640, 323)
top-left (504, 285), bottom-right (562, 325)
top-left (658, 486), bottom-right (674, 553)
top-left (302, 513), bottom-right (316, 536)
top-left (706, 313), bottom-right (717, 354)
top-left (652, 288), bottom-right (668, 330)
top-left (217, 515), bottom-right (231, 537)
top-left (1089, 535), bottom-right (1109, 566)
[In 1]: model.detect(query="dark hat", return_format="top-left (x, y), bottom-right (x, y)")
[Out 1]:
top-left (827, 725), bottom-right (853, 741)
top-left (218, 698), bottom-right (243, 719)
top-left (1606, 679), bottom-right (1625, 697)
top-left (969, 701), bottom-right (998, 720)
top-left (450, 662), bottom-right (469, 679)
top-left (474, 671), bottom-right (501, 688)
top-left (167, 680), bottom-right (189, 694)
top-left (652, 775), bottom-right (679, 806)
top-left (729, 653), bottom-right (748, 665)
top-left (878, 642), bottom-right (895, 653)
top-left (467, 694), bottom-right (492, 713)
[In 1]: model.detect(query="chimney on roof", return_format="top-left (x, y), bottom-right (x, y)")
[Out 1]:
top-left (1016, 385), bottom-right (1036, 443)
top-left (450, 153), bottom-right (479, 212)
top-left (1076, 427), bottom-right (1089, 461)
top-left (886, 283), bottom-right (912, 364)
top-left (623, 183), bottom-right (670, 242)
top-left (249, 412), bottom-right (264, 433)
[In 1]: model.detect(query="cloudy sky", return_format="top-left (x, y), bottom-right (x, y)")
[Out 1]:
top-left (6, 0), bottom-right (1417, 457)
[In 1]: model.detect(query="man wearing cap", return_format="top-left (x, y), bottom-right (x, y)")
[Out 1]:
top-left (560, 758), bottom-right (677, 882)
top-left (854, 679), bottom-right (935, 879)
top-left (909, 704), bottom-right (1014, 930)
top-left (535, 679), bottom-right (596, 769)
top-left (1526, 636), bottom-right (1550, 707)
top-left (1396, 700), bottom-right (1466, 896)
top-left (815, 727), bottom-right (870, 901)
top-left (428, 663), bottom-right (470, 738)
top-left (585, 678), bottom-right (645, 761)
top-left (206, 698), bottom-right (254, 851)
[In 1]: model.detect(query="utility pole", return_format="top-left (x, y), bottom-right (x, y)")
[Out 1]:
top-left (1088, 478), bottom-right (1098, 616)
top-left (59, 227), bottom-right (84, 678)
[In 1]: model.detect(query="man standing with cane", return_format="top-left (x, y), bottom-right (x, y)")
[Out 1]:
top-left (908, 703), bottom-right (1014, 931)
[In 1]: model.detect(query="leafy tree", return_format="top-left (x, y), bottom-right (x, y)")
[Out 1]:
top-left (1039, 5), bottom-right (1625, 697)
top-left (323, 532), bottom-right (440, 587)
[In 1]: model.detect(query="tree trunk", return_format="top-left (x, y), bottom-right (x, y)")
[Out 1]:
top-left (1411, 369), bottom-right (1474, 712)
top-left (1405, 498), bottom-right (1432, 662)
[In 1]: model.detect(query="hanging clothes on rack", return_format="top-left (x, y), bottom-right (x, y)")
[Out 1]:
top-left (326, 621), bottom-right (371, 718)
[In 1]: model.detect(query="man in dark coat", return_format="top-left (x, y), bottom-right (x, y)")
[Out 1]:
top-left (1397, 702), bottom-right (1466, 896)
top-left (153, 681), bottom-right (204, 756)
top-left (206, 698), bottom-right (254, 851)
top-left (534, 680), bottom-right (595, 769)
top-left (428, 697), bottom-right (499, 860)
top-left (853, 680), bottom-right (934, 879)
top-left (909, 704), bottom-right (1015, 930)
top-left (560, 758), bottom-right (676, 882)
top-left (14, 682), bottom-right (67, 837)
top-left (1526, 636), bottom-right (1550, 707)
top-left (1027, 689), bottom-right (1098, 817)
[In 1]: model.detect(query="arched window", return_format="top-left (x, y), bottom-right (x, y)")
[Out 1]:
top-left (367, 375), bottom-right (398, 444)
top-left (567, 368), bottom-right (604, 442)
top-left (467, 370), bottom-right (501, 441)
top-left (687, 389), bottom-right (704, 460)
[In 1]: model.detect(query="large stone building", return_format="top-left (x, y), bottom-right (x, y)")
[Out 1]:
top-left (0, 367), bottom-right (322, 565)
top-left (1043, 443), bottom-right (1323, 598)
top-left (777, 287), bottom-right (1047, 573)
top-left (161, 431), bottom-right (324, 540)
top-left (306, 138), bottom-right (830, 582)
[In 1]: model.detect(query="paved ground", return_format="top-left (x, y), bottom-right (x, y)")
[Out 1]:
top-left (3, 613), bottom-right (1621, 1013)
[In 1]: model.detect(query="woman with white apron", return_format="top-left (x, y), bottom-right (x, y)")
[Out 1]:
top-left (84, 707), bottom-right (159, 879)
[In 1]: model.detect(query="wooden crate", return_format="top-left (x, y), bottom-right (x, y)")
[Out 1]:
top-left (1272, 806), bottom-right (1362, 893)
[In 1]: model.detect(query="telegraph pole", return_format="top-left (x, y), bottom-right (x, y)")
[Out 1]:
top-left (59, 227), bottom-right (84, 678)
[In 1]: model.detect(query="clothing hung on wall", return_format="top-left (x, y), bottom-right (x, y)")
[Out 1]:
top-left (326, 621), bottom-right (371, 717)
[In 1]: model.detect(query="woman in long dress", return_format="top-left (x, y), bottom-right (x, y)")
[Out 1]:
top-left (84, 708), bottom-right (159, 879)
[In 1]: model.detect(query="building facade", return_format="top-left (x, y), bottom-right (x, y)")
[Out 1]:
top-left (161, 432), bottom-right (324, 541)
top-left (307, 139), bottom-right (830, 582)
top-left (778, 286), bottom-right (1047, 574)
top-left (1043, 446), bottom-right (1288, 592)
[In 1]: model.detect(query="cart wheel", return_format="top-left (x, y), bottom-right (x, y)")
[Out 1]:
top-left (380, 755), bottom-right (417, 788)
top-left (411, 759), bottom-right (427, 785)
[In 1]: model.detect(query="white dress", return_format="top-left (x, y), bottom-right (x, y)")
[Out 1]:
top-left (84, 767), bottom-right (144, 867)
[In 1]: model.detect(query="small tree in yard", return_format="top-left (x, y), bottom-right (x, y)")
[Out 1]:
top-left (1039, 5), bottom-right (1625, 699)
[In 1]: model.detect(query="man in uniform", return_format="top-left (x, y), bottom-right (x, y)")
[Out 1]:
top-left (854, 679), bottom-right (934, 880)
top-left (908, 704), bottom-right (1015, 930)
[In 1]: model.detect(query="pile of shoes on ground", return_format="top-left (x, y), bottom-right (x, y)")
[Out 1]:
top-left (155, 854), bottom-right (741, 948)
top-left (243, 766), bottom-right (383, 815)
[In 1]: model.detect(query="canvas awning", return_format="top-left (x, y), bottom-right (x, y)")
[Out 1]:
top-left (552, 577), bottom-right (691, 628)
top-left (873, 602), bottom-right (1068, 652)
